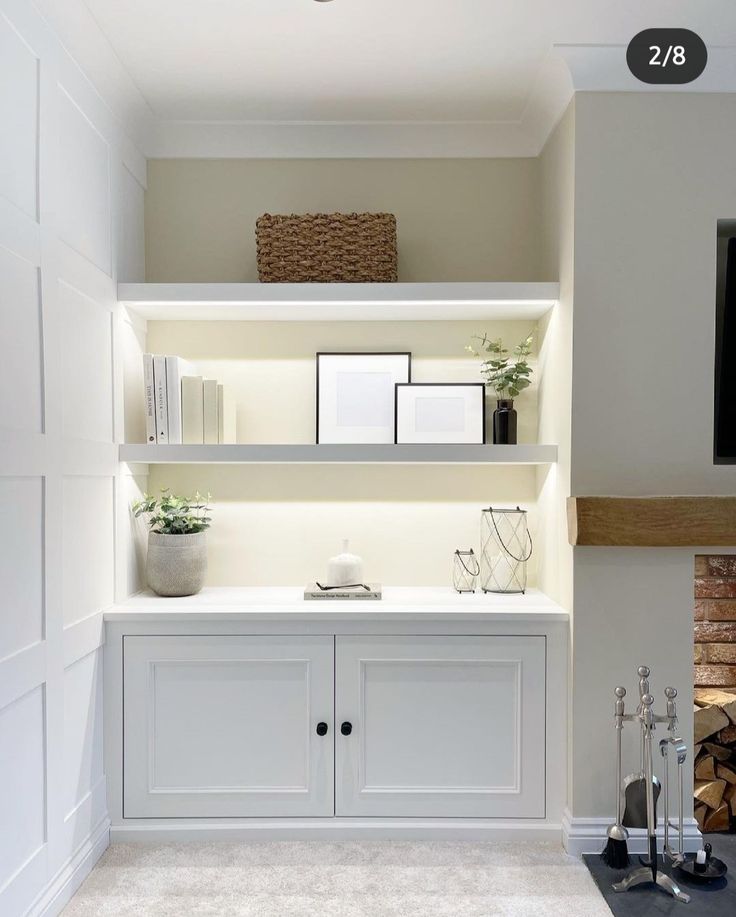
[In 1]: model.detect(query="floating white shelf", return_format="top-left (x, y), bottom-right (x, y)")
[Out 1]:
top-left (118, 282), bottom-right (559, 322)
top-left (119, 443), bottom-right (558, 465)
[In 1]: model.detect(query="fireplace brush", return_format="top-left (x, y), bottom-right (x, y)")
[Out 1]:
top-left (601, 686), bottom-right (630, 867)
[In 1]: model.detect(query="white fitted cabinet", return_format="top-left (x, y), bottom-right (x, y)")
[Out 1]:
top-left (120, 627), bottom-right (547, 820)
top-left (105, 589), bottom-right (567, 839)
top-left (123, 635), bottom-right (334, 817)
top-left (335, 636), bottom-right (545, 817)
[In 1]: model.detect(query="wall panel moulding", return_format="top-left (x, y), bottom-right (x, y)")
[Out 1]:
top-left (568, 496), bottom-right (736, 547)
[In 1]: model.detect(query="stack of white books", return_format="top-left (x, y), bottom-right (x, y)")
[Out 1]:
top-left (143, 354), bottom-right (236, 445)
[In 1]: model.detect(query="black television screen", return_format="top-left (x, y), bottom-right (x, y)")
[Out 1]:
top-left (715, 236), bottom-right (736, 460)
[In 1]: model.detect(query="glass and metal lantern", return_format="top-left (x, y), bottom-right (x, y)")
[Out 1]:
top-left (453, 549), bottom-right (480, 593)
top-left (480, 506), bottom-right (533, 594)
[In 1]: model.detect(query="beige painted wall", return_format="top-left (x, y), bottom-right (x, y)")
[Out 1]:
top-left (144, 158), bottom-right (543, 282)
top-left (572, 93), bottom-right (736, 497)
top-left (568, 92), bottom-right (736, 821)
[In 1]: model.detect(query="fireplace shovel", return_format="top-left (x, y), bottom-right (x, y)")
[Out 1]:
top-left (622, 666), bottom-right (660, 831)
top-left (621, 735), bottom-right (661, 829)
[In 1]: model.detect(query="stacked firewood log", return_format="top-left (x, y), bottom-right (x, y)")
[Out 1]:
top-left (694, 689), bottom-right (736, 832)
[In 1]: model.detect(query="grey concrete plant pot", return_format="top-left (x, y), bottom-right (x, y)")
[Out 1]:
top-left (146, 531), bottom-right (207, 597)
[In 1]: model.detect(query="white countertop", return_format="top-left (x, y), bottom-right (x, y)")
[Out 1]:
top-left (104, 586), bottom-right (568, 622)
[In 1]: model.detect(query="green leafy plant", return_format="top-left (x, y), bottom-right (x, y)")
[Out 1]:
top-left (466, 332), bottom-right (534, 398)
top-left (132, 489), bottom-right (212, 535)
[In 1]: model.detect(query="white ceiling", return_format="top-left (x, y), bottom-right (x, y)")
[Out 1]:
top-left (78, 0), bottom-right (736, 124)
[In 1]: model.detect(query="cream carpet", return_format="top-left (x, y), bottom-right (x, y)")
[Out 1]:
top-left (63, 841), bottom-right (613, 917)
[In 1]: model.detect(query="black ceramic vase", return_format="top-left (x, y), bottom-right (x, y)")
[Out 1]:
top-left (493, 398), bottom-right (517, 444)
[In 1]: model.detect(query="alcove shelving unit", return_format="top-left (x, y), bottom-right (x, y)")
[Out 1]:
top-left (111, 280), bottom-right (568, 842)
top-left (119, 280), bottom-right (560, 466)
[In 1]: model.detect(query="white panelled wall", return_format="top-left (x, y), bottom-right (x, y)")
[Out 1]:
top-left (0, 1), bottom-right (145, 914)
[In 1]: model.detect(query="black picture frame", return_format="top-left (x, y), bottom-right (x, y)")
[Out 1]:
top-left (316, 352), bottom-right (412, 444)
top-left (394, 382), bottom-right (486, 444)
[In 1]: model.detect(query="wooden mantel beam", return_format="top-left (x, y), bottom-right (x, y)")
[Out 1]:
top-left (567, 496), bottom-right (736, 547)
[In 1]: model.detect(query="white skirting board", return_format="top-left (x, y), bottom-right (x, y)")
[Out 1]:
top-left (562, 809), bottom-right (702, 857)
top-left (28, 818), bottom-right (110, 917)
top-left (110, 819), bottom-right (564, 844)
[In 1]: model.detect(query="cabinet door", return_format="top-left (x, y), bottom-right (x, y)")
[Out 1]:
top-left (335, 635), bottom-right (545, 817)
top-left (123, 635), bottom-right (334, 817)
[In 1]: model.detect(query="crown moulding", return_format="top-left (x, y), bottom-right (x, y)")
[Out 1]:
top-left (46, 2), bottom-right (736, 166)
top-left (141, 46), bottom-right (736, 159)
top-left (568, 496), bottom-right (736, 547)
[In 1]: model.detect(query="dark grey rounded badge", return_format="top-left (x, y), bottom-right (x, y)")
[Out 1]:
top-left (626, 29), bottom-right (707, 84)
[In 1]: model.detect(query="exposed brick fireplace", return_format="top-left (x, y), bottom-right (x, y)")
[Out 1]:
top-left (695, 555), bottom-right (736, 689)
top-left (694, 556), bottom-right (736, 832)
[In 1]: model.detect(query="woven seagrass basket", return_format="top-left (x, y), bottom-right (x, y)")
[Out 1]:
top-left (255, 212), bottom-right (398, 282)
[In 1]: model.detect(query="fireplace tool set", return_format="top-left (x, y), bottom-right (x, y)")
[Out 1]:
top-left (602, 665), bottom-right (729, 902)
top-left (602, 666), bottom-right (693, 903)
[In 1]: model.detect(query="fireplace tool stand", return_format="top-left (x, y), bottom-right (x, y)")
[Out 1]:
top-left (611, 671), bottom-right (690, 904)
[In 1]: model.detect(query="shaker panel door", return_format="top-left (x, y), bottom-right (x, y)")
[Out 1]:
top-left (335, 635), bottom-right (545, 817)
top-left (123, 635), bottom-right (334, 817)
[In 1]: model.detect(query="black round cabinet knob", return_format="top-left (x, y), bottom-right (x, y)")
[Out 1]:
top-left (341, 721), bottom-right (353, 736)
top-left (316, 722), bottom-right (328, 736)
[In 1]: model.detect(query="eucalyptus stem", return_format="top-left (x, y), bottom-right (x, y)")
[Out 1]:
top-left (465, 332), bottom-right (534, 399)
